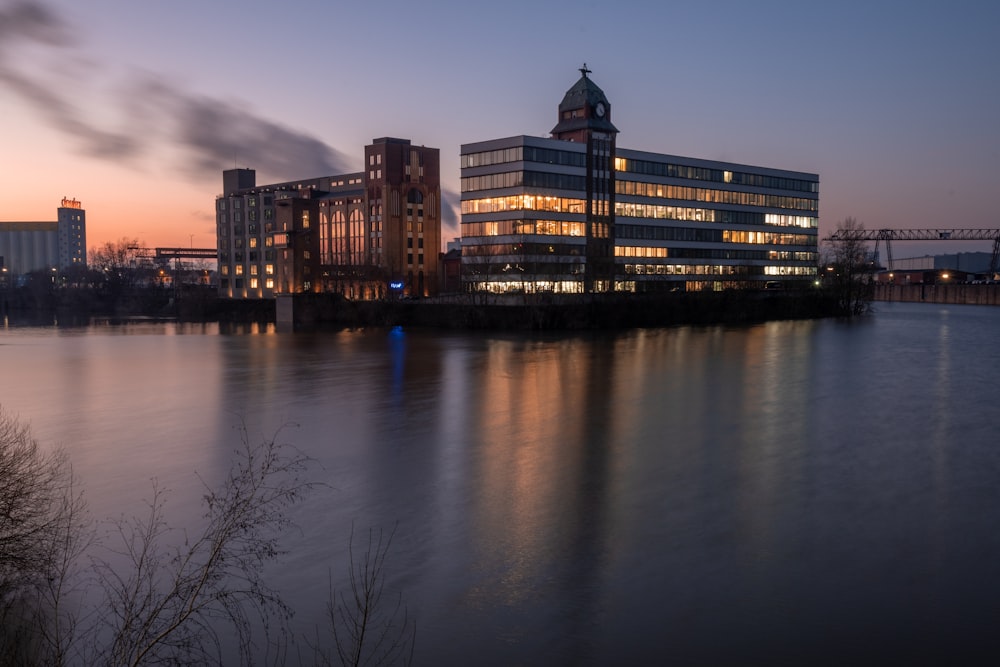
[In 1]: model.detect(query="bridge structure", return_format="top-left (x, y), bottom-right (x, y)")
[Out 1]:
top-left (825, 228), bottom-right (1000, 274)
top-left (151, 248), bottom-right (217, 289)
top-left (155, 247), bottom-right (218, 261)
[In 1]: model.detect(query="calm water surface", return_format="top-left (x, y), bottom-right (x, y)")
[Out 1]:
top-left (3, 302), bottom-right (1000, 665)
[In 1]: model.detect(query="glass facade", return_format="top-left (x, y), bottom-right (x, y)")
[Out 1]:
top-left (461, 136), bottom-right (819, 294)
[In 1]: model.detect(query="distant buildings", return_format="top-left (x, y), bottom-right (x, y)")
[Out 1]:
top-left (0, 198), bottom-right (87, 276)
top-left (216, 138), bottom-right (441, 299)
top-left (460, 69), bottom-right (819, 293)
top-left (216, 71), bottom-right (819, 301)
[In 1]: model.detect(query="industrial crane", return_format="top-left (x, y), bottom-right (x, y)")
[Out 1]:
top-left (825, 228), bottom-right (1000, 275)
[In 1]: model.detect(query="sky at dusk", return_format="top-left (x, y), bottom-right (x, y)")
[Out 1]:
top-left (1, 0), bottom-right (998, 257)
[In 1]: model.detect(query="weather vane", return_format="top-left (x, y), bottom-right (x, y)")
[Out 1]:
top-left (579, 63), bottom-right (591, 77)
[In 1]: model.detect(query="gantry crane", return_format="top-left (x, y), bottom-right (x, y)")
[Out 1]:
top-left (825, 228), bottom-right (1000, 275)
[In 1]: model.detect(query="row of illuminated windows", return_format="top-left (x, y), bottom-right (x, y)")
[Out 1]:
top-left (625, 247), bottom-right (818, 262)
top-left (220, 278), bottom-right (275, 290)
top-left (616, 203), bottom-right (717, 223)
top-left (762, 214), bottom-right (816, 228)
top-left (230, 236), bottom-right (275, 250)
top-left (616, 246), bottom-right (817, 262)
top-left (462, 189), bottom-right (816, 216)
top-left (764, 265), bottom-right (818, 276)
top-left (623, 263), bottom-right (818, 276)
top-left (462, 196), bottom-right (587, 215)
top-left (619, 225), bottom-right (815, 246)
top-left (625, 264), bottom-right (751, 276)
top-left (462, 220), bottom-right (587, 237)
top-left (462, 220), bottom-right (816, 248)
top-left (462, 242), bottom-right (816, 264)
top-left (461, 171), bottom-right (587, 193)
top-left (462, 211), bottom-right (815, 236)
top-left (466, 263), bottom-right (815, 278)
top-left (614, 158), bottom-right (818, 193)
top-left (722, 230), bottom-right (815, 245)
top-left (617, 180), bottom-right (817, 212)
top-left (220, 263), bottom-right (276, 277)
top-left (620, 205), bottom-right (818, 229)
top-left (463, 280), bottom-right (587, 295)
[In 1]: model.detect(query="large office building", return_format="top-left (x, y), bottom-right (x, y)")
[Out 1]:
top-left (217, 137), bottom-right (441, 299)
top-left (0, 198), bottom-right (87, 276)
top-left (460, 69), bottom-right (819, 293)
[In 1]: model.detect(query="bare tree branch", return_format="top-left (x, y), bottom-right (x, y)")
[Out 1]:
top-left (0, 405), bottom-right (88, 667)
top-left (87, 423), bottom-right (314, 667)
top-left (316, 523), bottom-right (415, 667)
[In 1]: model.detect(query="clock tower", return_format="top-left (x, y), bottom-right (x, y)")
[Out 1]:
top-left (551, 65), bottom-right (619, 292)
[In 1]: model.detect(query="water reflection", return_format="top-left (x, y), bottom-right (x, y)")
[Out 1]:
top-left (4, 304), bottom-right (1000, 664)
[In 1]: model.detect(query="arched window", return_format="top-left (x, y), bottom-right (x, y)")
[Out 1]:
top-left (407, 189), bottom-right (423, 204)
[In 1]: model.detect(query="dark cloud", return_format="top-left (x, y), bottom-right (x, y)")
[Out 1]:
top-left (130, 76), bottom-right (352, 179)
top-left (441, 188), bottom-right (461, 241)
top-left (0, 0), bottom-right (139, 158)
top-left (0, 0), bottom-right (351, 180)
top-left (0, 0), bottom-right (65, 46)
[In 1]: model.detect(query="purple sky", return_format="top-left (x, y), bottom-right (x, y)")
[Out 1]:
top-left (1, 0), bottom-right (997, 257)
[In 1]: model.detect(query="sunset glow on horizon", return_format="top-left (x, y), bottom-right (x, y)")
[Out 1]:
top-left (2, 0), bottom-right (998, 257)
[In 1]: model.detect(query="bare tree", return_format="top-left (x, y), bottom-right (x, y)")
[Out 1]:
top-left (83, 426), bottom-right (313, 667)
top-left (824, 217), bottom-right (875, 315)
top-left (314, 524), bottom-right (415, 667)
top-left (89, 238), bottom-right (152, 297)
top-left (1, 411), bottom-right (415, 667)
top-left (0, 406), bottom-right (88, 667)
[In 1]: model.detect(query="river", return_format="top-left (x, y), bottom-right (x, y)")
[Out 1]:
top-left (3, 302), bottom-right (1000, 665)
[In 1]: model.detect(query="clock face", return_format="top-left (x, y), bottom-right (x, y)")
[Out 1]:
top-left (595, 102), bottom-right (606, 118)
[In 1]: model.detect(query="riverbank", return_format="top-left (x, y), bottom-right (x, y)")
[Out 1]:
top-left (3, 286), bottom-right (845, 330)
top-left (874, 283), bottom-right (1000, 306)
top-left (275, 289), bottom-right (840, 329)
